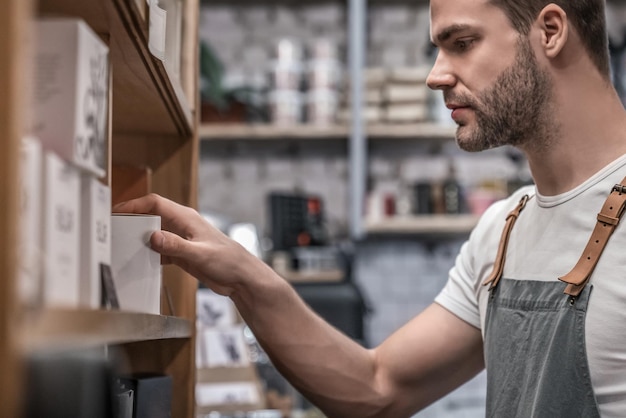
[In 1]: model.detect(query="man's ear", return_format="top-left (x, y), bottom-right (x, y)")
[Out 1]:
top-left (537, 4), bottom-right (568, 58)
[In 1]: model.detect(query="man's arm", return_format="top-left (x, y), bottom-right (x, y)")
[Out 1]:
top-left (237, 277), bottom-right (485, 417)
top-left (114, 194), bottom-right (485, 417)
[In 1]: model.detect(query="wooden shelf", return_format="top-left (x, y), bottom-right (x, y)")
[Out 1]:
top-left (365, 214), bottom-right (479, 235)
top-left (21, 309), bottom-right (192, 353)
top-left (5, 0), bottom-right (199, 415)
top-left (280, 268), bottom-right (345, 283)
top-left (199, 122), bottom-right (456, 141)
top-left (199, 123), bottom-right (349, 140)
top-left (38, 0), bottom-right (193, 137)
top-left (367, 123), bottom-right (456, 139)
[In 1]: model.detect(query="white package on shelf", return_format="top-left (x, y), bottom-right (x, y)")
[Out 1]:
top-left (148, 0), bottom-right (167, 60)
top-left (79, 175), bottom-right (111, 309)
top-left (34, 18), bottom-right (109, 178)
top-left (42, 151), bottom-right (81, 308)
top-left (18, 136), bottom-right (43, 307)
top-left (111, 214), bottom-right (162, 314)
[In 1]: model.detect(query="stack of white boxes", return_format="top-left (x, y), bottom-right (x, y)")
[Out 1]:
top-left (383, 67), bottom-right (431, 124)
top-left (339, 66), bottom-right (432, 125)
top-left (268, 38), bottom-right (305, 125)
top-left (20, 17), bottom-right (111, 309)
top-left (195, 289), bottom-right (265, 414)
top-left (305, 38), bottom-right (342, 126)
top-left (339, 68), bottom-right (385, 124)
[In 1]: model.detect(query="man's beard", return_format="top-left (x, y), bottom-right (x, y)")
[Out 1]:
top-left (447, 37), bottom-right (556, 153)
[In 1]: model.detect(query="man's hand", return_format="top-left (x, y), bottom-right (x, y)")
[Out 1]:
top-left (113, 193), bottom-right (257, 296)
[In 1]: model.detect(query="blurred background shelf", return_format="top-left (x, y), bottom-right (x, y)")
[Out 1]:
top-left (21, 309), bottom-right (192, 353)
top-left (199, 123), bottom-right (349, 140)
top-left (199, 122), bottom-right (456, 141)
top-left (365, 214), bottom-right (480, 235)
top-left (279, 268), bottom-right (344, 283)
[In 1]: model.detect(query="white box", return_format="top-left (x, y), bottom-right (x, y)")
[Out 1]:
top-left (34, 18), bottom-right (109, 177)
top-left (111, 214), bottom-right (162, 314)
top-left (18, 136), bottom-right (43, 307)
top-left (383, 84), bottom-right (430, 103)
top-left (162, 0), bottom-right (183, 81)
top-left (384, 103), bottom-right (430, 123)
top-left (42, 151), bottom-right (81, 307)
top-left (195, 382), bottom-right (261, 408)
top-left (79, 176), bottom-right (111, 308)
top-left (196, 325), bottom-right (250, 369)
top-left (196, 289), bottom-right (238, 328)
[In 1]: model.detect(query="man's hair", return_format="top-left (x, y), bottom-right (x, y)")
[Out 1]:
top-left (489, 0), bottom-right (610, 78)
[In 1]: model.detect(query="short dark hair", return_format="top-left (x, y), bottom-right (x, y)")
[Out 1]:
top-left (489, 0), bottom-right (610, 78)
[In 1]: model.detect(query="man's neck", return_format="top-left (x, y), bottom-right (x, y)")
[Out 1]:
top-left (523, 73), bottom-right (626, 196)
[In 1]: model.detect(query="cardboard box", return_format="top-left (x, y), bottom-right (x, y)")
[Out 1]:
top-left (18, 136), bottom-right (43, 307)
top-left (42, 151), bottom-right (81, 307)
top-left (79, 175), bottom-right (111, 308)
top-left (34, 18), bottom-right (109, 177)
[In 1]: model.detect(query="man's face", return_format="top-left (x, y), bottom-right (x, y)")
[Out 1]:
top-left (427, 0), bottom-right (555, 152)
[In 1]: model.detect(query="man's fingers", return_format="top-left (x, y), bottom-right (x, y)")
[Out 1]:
top-left (150, 230), bottom-right (194, 259)
top-left (114, 193), bottom-right (177, 216)
top-left (114, 194), bottom-right (199, 235)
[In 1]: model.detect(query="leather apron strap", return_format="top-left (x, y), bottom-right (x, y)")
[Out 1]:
top-left (559, 176), bottom-right (626, 296)
top-left (482, 194), bottom-right (531, 290)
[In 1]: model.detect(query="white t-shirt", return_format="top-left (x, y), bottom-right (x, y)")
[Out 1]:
top-left (435, 154), bottom-right (626, 417)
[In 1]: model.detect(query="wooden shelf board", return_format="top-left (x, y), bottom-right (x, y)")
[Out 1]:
top-left (199, 123), bottom-right (349, 140)
top-left (199, 122), bottom-right (456, 141)
top-left (21, 309), bottom-right (192, 353)
top-left (367, 123), bottom-right (456, 139)
top-left (280, 268), bottom-right (345, 283)
top-left (365, 214), bottom-right (480, 235)
top-left (38, 0), bottom-right (193, 136)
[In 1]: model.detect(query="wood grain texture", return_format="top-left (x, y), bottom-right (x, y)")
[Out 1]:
top-left (0, 0), bottom-right (33, 416)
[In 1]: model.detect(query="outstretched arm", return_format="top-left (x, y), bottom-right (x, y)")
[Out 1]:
top-left (114, 194), bottom-right (485, 417)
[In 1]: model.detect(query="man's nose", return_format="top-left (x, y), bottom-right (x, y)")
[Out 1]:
top-left (426, 52), bottom-right (456, 91)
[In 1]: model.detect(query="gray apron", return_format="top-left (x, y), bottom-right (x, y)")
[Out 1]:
top-left (479, 181), bottom-right (626, 417)
top-left (484, 279), bottom-right (600, 417)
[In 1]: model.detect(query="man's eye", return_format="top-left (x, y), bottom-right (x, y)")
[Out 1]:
top-left (455, 39), bottom-right (473, 52)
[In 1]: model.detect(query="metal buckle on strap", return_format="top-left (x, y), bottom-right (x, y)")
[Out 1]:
top-left (612, 184), bottom-right (626, 194)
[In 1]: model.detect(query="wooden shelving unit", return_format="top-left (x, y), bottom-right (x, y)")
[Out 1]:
top-left (199, 122), bottom-right (457, 141)
top-left (39, 0), bottom-right (194, 137)
top-left (365, 214), bottom-right (480, 236)
top-left (1, 0), bottom-right (200, 416)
